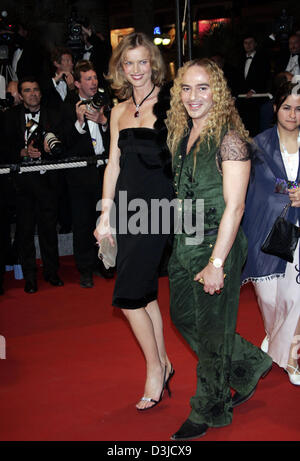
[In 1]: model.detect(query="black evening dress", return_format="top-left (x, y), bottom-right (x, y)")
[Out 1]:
top-left (112, 126), bottom-right (174, 309)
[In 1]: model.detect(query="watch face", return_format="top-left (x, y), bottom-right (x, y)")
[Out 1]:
top-left (213, 258), bottom-right (223, 268)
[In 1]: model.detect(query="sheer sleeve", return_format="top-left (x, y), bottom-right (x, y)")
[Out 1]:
top-left (220, 131), bottom-right (250, 161)
top-left (216, 130), bottom-right (250, 174)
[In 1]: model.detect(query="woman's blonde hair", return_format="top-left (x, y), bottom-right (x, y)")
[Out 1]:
top-left (107, 32), bottom-right (166, 100)
top-left (166, 58), bottom-right (250, 156)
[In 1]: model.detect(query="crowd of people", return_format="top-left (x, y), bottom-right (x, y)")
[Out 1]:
top-left (0, 20), bottom-right (299, 440)
top-left (0, 22), bottom-right (113, 293)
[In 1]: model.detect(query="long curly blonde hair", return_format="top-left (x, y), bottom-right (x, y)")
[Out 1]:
top-left (166, 58), bottom-right (250, 156)
top-left (106, 32), bottom-right (166, 100)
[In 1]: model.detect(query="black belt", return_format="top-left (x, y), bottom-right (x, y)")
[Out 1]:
top-left (204, 227), bottom-right (218, 236)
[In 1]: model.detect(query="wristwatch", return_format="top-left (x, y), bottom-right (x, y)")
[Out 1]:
top-left (209, 256), bottom-right (223, 268)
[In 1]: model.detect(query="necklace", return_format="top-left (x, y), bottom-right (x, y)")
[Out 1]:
top-left (132, 85), bottom-right (155, 118)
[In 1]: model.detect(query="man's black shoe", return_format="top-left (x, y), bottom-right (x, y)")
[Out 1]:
top-left (232, 364), bottom-right (272, 408)
top-left (232, 387), bottom-right (257, 408)
top-left (44, 274), bottom-right (64, 287)
top-left (80, 273), bottom-right (94, 288)
top-left (24, 280), bottom-right (37, 294)
top-left (170, 419), bottom-right (208, 441)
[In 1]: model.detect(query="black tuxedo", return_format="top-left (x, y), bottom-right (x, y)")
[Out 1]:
top-left (83, 34), bottom-right (112, 89)
top-left (39, 78), bottom-right (77, 233)
top-left (2, 104), bottom-right (63, 163)
top-left (62, 96), bottom-right (109, 276)
top-left (236, 51), bottom-right (271, 136)
top-left (275, 51), bottom-right (300, 74)
top-left (13, 39), bottom-right (45, 83)
top-left (2, 104), bottom-right (62, 282)
top-left (40, 77), bottom-right (78, 109)
top-left (236, 52), bottom-right (270, 95)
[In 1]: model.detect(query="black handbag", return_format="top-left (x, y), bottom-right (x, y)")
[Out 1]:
top-left (261, 203), bottom-right (300, 263)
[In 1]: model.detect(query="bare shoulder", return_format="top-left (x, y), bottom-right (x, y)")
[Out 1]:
top-left (111, 100), bottom-right (129, 120)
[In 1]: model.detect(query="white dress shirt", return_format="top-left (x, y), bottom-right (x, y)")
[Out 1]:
top-left (12, 48), bottom-right (23, 74)
top-left (52, 77), bottom-right (67, 101)
top-left (285, 54), bottom-right (300, 76)
top-left (75, 97), bottom-right (105, 156)
top-left (83, 45), bottom-right (93, 61)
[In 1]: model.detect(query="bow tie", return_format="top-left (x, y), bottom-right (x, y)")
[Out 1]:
top-left (25, 108), bottom-right (40, 116)
top-left (291, 53), bottom-right (299, 57)
top-left (246, 56), bottom-right (253, 59)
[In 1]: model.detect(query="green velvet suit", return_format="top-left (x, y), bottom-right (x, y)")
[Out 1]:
top-left (168, 132), bottom-right (272, 427)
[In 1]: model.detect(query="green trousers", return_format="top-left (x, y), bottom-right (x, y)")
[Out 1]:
top-left (168, 230), bottom-right (272, 427)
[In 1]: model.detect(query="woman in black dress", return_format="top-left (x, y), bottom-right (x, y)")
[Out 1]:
top-left (94, 33), bottom-right (174, 410)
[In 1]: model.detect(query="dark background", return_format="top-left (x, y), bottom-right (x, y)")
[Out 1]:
top-left (0, 1), bottom-right (299, 61)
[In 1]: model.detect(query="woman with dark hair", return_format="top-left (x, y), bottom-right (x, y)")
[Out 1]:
top-left (94, 33), bottom-right (174, 410)
top-left (242, 81), bottom-right (300, 385)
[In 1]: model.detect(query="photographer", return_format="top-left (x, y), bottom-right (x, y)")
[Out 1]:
top-left (81, 25), bottom-right (112, 89)
top-left (63, 60), bottom-right (112, 287)
top-left (41, 47), bottom-right (76, 108)
top-left (2, 77), bottom-right (63, 293)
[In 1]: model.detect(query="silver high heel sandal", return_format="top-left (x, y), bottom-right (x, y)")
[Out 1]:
top-left (136, 366), bottom-right (167, 411)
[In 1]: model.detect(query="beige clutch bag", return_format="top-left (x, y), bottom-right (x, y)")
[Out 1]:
top-left (98, 234), bottom-right (117, 269)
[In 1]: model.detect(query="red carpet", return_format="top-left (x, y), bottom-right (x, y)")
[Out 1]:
top-left (0, 256), bottom-right (299, 442)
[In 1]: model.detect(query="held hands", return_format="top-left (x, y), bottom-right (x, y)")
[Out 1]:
top-left (81, 26), bottom-right (92, 38)
top-left (246, 90), bottom-right (255, 98)
top-left (289, 187), bottom-right (300, 208)
top-left (21, 141), bottom-right (41, 159)
top-left (194, 264), bottom-right (225, 295)
top-left (54, 71), bottom-right (75, 89)
top-left (76, 101), bottom-right (107, 127)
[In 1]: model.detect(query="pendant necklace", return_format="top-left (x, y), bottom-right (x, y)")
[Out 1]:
top-left (132, 85), bottom-right (155, 118)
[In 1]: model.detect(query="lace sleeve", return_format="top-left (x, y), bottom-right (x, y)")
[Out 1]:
top-left (219, 130), bottom-right (250, 162)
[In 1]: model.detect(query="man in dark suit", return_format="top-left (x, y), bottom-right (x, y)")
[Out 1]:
top-left (81, 25), bottom-right (112, 89)
top-left (11, 23), bottom-right (45, 83)
top-left (40, 47), bottom-right (76, 233)
top-left (2, 77), bottom-right (63, 293)
top-left (237, 35), bottom-right (270, 95)
top-left (63, 60), bottom-right (112, 288)
top-left (41, 47), bottom-right (76, 108)
top-left (236, 35), bottom-right (271, 136)
top-left (276, 34), bottom-right (300, 77)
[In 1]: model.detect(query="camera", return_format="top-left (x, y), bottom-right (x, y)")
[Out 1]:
top-left (0, 11), bottom-right (15, 61)
top-left (67, 20), bottom-right (83, 49)
top-left (273, 9), bottom-right (293, 44)
top-left (66, 8), bottom-right (89, 60)
top-left (80, 88), bottom-right (111, 112)
top-left (26, 120), bottom-right (63, 159)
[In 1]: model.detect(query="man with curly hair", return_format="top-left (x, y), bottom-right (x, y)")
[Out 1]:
top-left (166, 58), bottom-right (272, 440)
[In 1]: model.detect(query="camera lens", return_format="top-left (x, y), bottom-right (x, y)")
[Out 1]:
top-left (44, 132), bottom-right (63, 157)
top-left (90, 88), bottom-right (109, 110)
top-left (70, 23), bottom-right (82, 37)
